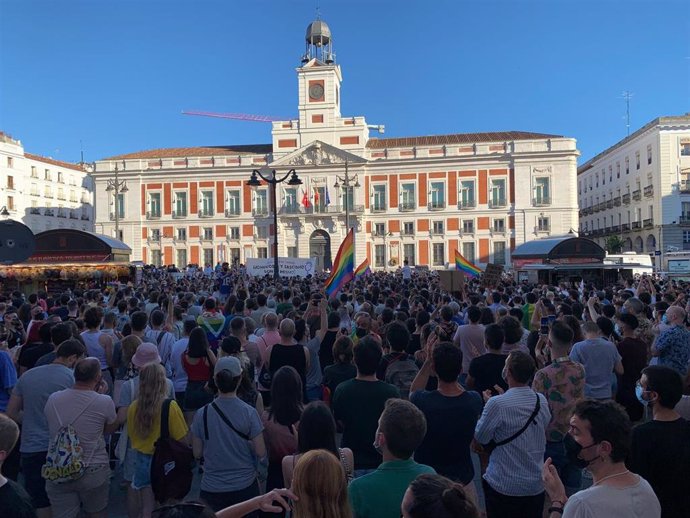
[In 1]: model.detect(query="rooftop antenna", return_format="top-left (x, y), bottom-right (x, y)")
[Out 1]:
top-left (621, 91), bottom-right (634, 136)
top-left (80, 139), bottom-right (84, 164)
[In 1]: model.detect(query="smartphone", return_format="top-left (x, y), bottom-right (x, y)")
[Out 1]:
top-left (540, 317), bottom-right (550, 336)
top-left (548, 315), bottom-right (557, 326)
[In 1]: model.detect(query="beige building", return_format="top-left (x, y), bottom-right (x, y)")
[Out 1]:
top-left (577, 114), bottom-right (690, 264)
top-left (92, 19), bottom-right (580, 270)
top-left (0, 132), bottom-right (94, 233)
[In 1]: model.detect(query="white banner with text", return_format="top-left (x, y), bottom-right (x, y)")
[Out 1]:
top-left (245, 257), bottom-right (316, 277)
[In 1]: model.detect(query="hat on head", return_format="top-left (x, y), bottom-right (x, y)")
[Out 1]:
top-left (214, 356), bottom-right (242, 377)
top-left (132, 342), bottom-right (162, 368)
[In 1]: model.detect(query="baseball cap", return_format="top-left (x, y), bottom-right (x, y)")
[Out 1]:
top-left (131, 342), bottom-right (162, 368)
top-left (214, 356), bottom-right (242, 377)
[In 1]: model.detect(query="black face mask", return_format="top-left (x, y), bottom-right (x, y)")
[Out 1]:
top-left (563, 433), bottom-right (597, 469)
top-left (355, 327), bottom-right (367, 338)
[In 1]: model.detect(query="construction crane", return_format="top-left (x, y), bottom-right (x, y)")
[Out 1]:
top-left (181, 110), bottom-right (289, 123)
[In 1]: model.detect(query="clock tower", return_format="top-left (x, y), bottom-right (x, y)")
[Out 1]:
top-left (271, 18), bottom-right (370, 158)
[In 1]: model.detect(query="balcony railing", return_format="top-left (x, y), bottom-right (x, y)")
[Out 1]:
top-left (148, 235), bottom-right (161, 243)
top-left (632, 189), bottom-right (642, 200)
top-left (146, 211), bottom-right (161, 220)
top-left (109, 212), bottom-right (125, 221)
top-left (201, 235), bottom-right (214, 242)
top-left (172, 210), bottom-right (187, 219)
top-left (679, 216), bottom-right (690, 226)
top-left (198, 210), bottom-right (214, 218)
top-left (622, 193), bottom-right (631, 204)
top-left (680, 180), bottom-right (690, 193)
top-left (69, 213), bottom-right (79, 220)
top-left (606, 200), bottom-right (614, 209)
top-left (81, 214), bottom-right (90, 221)
top-left (632, 221), bottom-right (641, 230)
top-left (461, 226), bottom-right (475, 235)
top-left (398, 202), bottom-right (416, 212)
top-left (610, 224), bottom-right (621, 233)
top-left (57, 211), bottom-right (67, 218)
top-left (428, 201), bottom-right (445, 211)
top-left (29, 208), bottom-right (41, 215)
top-left (644, 185), bottom-right (654, 197)
top-left (488, 198), bottom-right (507, 208)
top-left (643, 218), bottom-right (653, 228)
top-left (30, 191), bottom-right (39, 197)
top-left (621, 223), bottom-right (630, 232)
top-left (371, 204), bottom-right (387, 213)
top-left (458, 200), bottom-right (476, 210)
top-left (173, 235), bottom-right (187, 243)
top-left (593, 204), bottom-right (600, 213)
top-left (224, 209), bottom-right (240, 217)
top-left (44, 209), bottom-right (54, 216)
top-left (614, 197), bottom-right (621, 206)
top-left (533, 197), bottom-right (551, 207)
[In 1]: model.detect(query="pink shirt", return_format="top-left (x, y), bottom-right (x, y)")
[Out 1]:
top-left (258, 330), bottom-right (281, 363)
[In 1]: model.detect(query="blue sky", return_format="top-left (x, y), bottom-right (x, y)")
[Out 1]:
top-left (1, 0), bottom-right (688, 164)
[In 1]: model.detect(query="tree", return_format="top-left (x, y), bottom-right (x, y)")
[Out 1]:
top-left (605, 235), bottom-right (623, 254)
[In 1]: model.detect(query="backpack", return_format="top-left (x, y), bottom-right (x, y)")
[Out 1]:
top-left (385, 355), bottom-right (419, 400)
top-left (151, 399), bottom-right (194, 503)
top-left (42, 395), bottom-right (97, 484)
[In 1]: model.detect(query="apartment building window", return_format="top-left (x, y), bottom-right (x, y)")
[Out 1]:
top-left (681, 142), bottom-right (690, 156)
top-left (70, 190), bottom-right (77, 203)
top-left (57, 188), bottom-right (65, 200)
top-left (229, 248), bottom-right (240, 265)
top-left (148, 192), bottom-right (161, 217)
top-left (7, 157), bottom-right (13, 168)
top-left (490, 179), bottom-right (506, 207)
top-left (493, 218), bottom-right (505, 233)
top-left (203, 249), bottom-right (214, 266)
top-left (493, 241), bottom-right (506, 265)
top-left (432, 221), bottom-right (444, 235)
top-left (44, 186), bottom-right (53, 198)
top-left (534, 177), bottom-right (550, 205)
top-left (151, 229), bottom-right (161, 241)
top-left (177, 249), bottom-right (187, 268)
top-left (229, 227), bottom-right (240, 240)
top-left (596, 172), bottom-right (600, 188)
top-left (462, 219), bottom-right (474, 234)
top-left (313, 186), bottom-right (328, 213)
top-left (463, 242), bottom-right (476, 264)
top-left (340, 186), bottom-right (354, 211)
top-left (151, 250), bottom-right (162, 267)
top-left (372, 185), bottom-right (386, 212)
top-left (177, 228), bottom-right (187, 241)
top-left (175, 192), bottom-right (188, 217)
top-left (203, 227), bottom-right (213, 240)
top-left (460, 180), bottom-right (475, 208)
top-left (6, 175), bottom-right (14, 190)
top-left (256, 226), bottom-right (269, 239)
top-left (403, 222), bottom-right (414, 235)
top-left (374, 222), bottom-right (385, 236)
top-left (608, 166), bottom-right (613, 183)
top-left (57, 171), bottom-right (64, 183)
top-left (374, 245), bottom-right (386, 267)
top-left (682, 202), bottom-right (690, 219)
top-left (257, 248), bottom-right (268, 259)
top-left (625, 157), bottom-right (630, 174)
top-left (44, 169), bottom-right (51, 181)
top-left (400, 184), bottom-right (415, 210)
top-left (31, 166), bottom-right (38, 178)
top-left (115, 193), bottom-right (125, 219)
top-left (7, 196), bottom-right (14, 211)
top-left (647, 145), bottom-right (652, 165)
top-left (201, 190), bottom-right (214, 216)
top-left (537, 216), bottom-right (550, 232)
top-left (616, 163), bottom-right (621, 178)
top-left (432, 243), bottom-right (445, 266)
top-left (30, 183), bottom-right (38, 196)
top-left (684, 231), bottom-right (690, 249)
top-left (429, 181), bottom-right (445, 209)
top-left (254, 190), bottom-right (268, 215)
top-left (225, 190), bottom-right (240, 215)
top-left (69, 176), bottom-right (76, 186)
top-left (636, 151), bottom-right (640, 170)
top-left (403, 244), bottom-right (415, 266)
top-left (283, 188), bottom-right (297, 213)
top-left (287, 246), bottom-right (298, 258)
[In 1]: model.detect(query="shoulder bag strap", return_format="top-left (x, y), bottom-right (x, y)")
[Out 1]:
top-left (203, 405), bottom-right (209, 441)
top-left (494, 393), bottom-right (541, 447)
top-left (156, 330), bottom-right (166, 346)
top-left (211, 401), bottom-right (251, 441)
top-left (160, 399), bottom-right (172, 440)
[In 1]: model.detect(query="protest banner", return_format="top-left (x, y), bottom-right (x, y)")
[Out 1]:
top-left (245, 257), bottom-right (316, 278)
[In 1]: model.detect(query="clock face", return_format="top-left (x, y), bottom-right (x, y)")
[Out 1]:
top-left (309, 83), bottom-right (324, 100)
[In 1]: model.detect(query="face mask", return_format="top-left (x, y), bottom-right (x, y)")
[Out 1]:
top-left (635, 384), bottom-right (649, 406)
top-left (563, 433), bottom-right (598, 469)
top-left (355, 327), bottom-right (367, 338)
top-left (614, 324), bottom-right (622, 336)
top-left (662, 314), bottom-right (668, 324)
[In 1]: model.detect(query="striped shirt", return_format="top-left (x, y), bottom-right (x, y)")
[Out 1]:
top-left (475, 386), bottom-right (551, 496)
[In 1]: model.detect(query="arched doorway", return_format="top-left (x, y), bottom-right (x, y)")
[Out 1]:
top-left (309, 230), bottom-right (332, 272)
top-left (623, 238), bottom-right (633, 252)
top-left (634, 236), bottom-right (644, 253)
top-left (646, 234), bottom-right (656, 253)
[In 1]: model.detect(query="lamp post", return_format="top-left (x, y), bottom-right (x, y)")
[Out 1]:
top-left (105, 165), bottom-right (128, 239)
top-left (333, 159), bottom-right (360, 261)
top-left (247, 167), bottom-right (302, 280)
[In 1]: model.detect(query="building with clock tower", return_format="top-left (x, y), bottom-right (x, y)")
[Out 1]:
top-left (91, 18), bottom-right (580, 272)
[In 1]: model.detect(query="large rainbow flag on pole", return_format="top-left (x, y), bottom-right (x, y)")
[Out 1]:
top-left (454, 249), bottom-right (482, 278)
top-left (324, 229), bottom-right (355, 296)
top-left (354, 258), bottom-right (371, 279)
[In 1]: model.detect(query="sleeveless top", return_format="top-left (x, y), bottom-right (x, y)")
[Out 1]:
top-left (81, 330), bottom-right (108, 369)
top-left (182, 353), bottom-right (212, 382)
top-left (318, 330), bottom-right (338, 371)
top-left (269, 344), bottom-right (307, 387)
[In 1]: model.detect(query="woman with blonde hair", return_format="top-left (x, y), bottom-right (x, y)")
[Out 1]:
top-left (127, 362), bottom-right (189, 518)
top-left (291, 449), bottom-right (352, 518)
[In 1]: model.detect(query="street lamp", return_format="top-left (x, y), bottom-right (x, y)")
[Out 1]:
top-left (0, 206), bottom-right (10, 217)
top-left (247, 167), bottom-right (302, 280)
top-left (105, 164), bottom-right (128, 239)
top-left (333, 159), bottom-right (360, 261)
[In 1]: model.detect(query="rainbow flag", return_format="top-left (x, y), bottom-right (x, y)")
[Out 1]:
top-left (454, 249), bottom-right (482, 278)
top-left (325, 229), bottom-right (355, 296)
top-left (354, 258), bottom-right (371, 278)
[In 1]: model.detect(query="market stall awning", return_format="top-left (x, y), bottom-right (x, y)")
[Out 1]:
top-left (28, 229), bottom-right (131, 263)
top-left (512, 235), bottom-right (605, 268)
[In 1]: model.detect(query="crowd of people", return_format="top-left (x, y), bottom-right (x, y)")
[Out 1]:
top-left (1, 262), bottom-right (689, 518)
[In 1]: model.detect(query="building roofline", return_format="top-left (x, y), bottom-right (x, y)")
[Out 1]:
top-left (578, 114), bottom-right (690, 174)
top-left (101, 144), bottom-right (273, 161)
top-left (366, 130), bottom-right (566, 149)
top-left (24, 153), bottom-right (86, 172)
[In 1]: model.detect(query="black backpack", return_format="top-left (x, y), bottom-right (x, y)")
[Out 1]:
top-left (151, 399), bottom-right (194, 503)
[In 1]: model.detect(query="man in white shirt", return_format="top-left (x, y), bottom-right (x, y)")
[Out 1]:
top-left (401, 260), bottom-right (412, 283)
